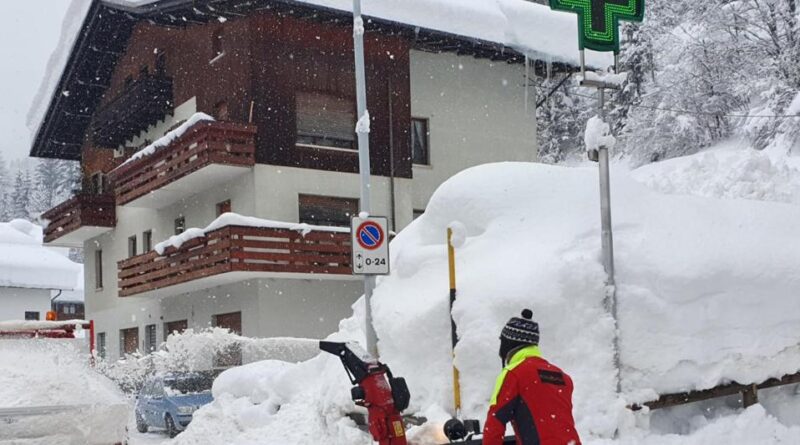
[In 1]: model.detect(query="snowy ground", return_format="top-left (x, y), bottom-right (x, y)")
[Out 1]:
top-left (161, 154), bottom-right (800, 445)
top-left (6, 150), bottom-right (800, 444)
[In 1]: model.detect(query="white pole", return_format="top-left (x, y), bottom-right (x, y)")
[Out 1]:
top-left (352, 0), bottom-right (379, 359)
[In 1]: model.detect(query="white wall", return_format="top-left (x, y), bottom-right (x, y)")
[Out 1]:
top-left (409, 50), bottom-right (538, 211)
top-left (91, 278), bottom-right (361, 361)
top-left (0, 288), bottom-right (52, 321)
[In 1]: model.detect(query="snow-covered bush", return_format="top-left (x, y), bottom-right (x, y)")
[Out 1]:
top-left (97, 328), bottom-right (320, 394)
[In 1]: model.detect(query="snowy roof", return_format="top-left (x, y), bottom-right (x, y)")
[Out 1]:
top-left (28, 0), bottom-right (613, 160)
top-left (104, 0), bottom-right (611, 66)
top-left (0, 220), bottom-right (82, 291)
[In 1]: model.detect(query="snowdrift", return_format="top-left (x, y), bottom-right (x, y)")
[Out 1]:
top-left (175, 162), bottom-right (800, 444)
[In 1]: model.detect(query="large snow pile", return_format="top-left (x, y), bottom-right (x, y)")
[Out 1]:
top-left (0, 339), bottom-right (121, 408)
top-left (631, 140), bottom-right (800, 204)
top-left (0, 219), bottom-right (81, 290)
top-left (173, 162), bottom-right (800, 444)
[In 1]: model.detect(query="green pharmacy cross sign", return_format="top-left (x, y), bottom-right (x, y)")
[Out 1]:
top-left (550, 0), bottom-right (644, 53)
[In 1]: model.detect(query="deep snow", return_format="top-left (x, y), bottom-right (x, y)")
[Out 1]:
top-left (0, 219), bottom-right (81, 290)
top-left (169, 161), bottom-right (800, 444)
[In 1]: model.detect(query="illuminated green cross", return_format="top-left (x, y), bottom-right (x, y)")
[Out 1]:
top-left (549, 0), bottom-right (645, 53)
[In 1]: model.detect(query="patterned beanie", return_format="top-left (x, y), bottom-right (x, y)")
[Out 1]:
top-left (499, 309), bottom-right (539, 363)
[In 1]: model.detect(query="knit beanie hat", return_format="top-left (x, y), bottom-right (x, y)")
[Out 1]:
top-left (499, 309), bottom-right (539, 362)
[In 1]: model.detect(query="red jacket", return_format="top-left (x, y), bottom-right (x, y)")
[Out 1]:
top-left (483, 346), bottom-right (581, 445)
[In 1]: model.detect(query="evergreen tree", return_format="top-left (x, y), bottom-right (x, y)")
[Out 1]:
top-left (10, 170), bottom-right (33, 220)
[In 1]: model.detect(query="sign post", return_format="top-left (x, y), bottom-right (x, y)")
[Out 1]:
top-left (351, 0), bottom-right (380, 359)
top-left (549, 0), bottom-right (644, 396)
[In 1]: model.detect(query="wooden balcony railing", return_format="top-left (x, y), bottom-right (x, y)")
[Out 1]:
top-left (109, 121), bottom-right (256, 206)
top-left (42, 193), bottom-right (116, 244)
top-left (118, 226), bottom-right (352, 297)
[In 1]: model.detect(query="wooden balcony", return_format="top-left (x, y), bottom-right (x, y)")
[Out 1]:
top-left (108, 122), bottom-right (256, 208)
top-left (42, 194), bottom-right (116, 247)
top-left (92, 73), bottom-right (174, 148)
top-left (118, 226), bottom-right (354, 298)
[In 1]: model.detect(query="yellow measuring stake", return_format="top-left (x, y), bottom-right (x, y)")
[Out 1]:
top-left (447, 227), bottom-right (462, 415)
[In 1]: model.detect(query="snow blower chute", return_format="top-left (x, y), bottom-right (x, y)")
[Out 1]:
top-left (320, 341), bottom-right (410, 445)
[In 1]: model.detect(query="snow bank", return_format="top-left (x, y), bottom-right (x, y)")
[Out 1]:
top-left (0, 339), bottom-right (123, 408)
top-left (116, 113), bottom-right (214, 168)
top-left (154, 212), bottom-right (349, 255)
top-left (175, 162), bottom-right (800, 444)
top-left (631, 141), bottom-right (800, 204)
top-left (0, 220), bottom-right (81, 290)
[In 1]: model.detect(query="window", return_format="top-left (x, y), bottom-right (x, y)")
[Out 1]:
top-left (411, 118), bottom-right (430, 165)
top-left (298, 195), bottom-right (359, 227)
top-left (164, 319), bottom-right (188, 341)
top-left (212, 28), bottom-right (224, 58)
top-left (24, 311), bottom-right (40, 321)
top-left (413, 209), bottom-right (426, 220)
top-left (216, 200), bottom-right (231, 217)
top-left (213, 101), bottom-right (229, 121)
top-left (97, 333), bottom-right (107, 359)
top-left (128, 235), bottom-right (138, 258)
top-left (120, 327), bottom-right (139, 356)
top-left (174, 217), bottom-right (186, 235)
top-left (296, 91), bottom-right (356, 150)
top-left (142, 230), bottom-right (153, 252)
top-left (145, 324), bottom-right (157, 353)
top-left (90, 172), bottom-right (107, 194)
top-left (94, 250), bottom-right (103, 290)
top-left (155, 52), bottom-right (167, 76)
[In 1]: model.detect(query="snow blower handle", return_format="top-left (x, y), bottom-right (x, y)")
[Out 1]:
top-left (320, 341), bottom-right (409, 445)
top-left (319, 341), bottom-right (371, 385)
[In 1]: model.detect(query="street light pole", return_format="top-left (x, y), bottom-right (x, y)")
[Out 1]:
top-left (352, 0), bottom-right (379, 359)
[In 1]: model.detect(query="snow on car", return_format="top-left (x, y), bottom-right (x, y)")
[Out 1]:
top-left (0, 320), bottom-right (128, 445)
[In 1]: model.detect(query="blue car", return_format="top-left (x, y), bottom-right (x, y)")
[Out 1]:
top-left (135, 371), bottom-right (215, 437)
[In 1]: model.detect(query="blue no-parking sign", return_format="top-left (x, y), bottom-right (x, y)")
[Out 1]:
top-left (351, 216), bottom-right (390, 275)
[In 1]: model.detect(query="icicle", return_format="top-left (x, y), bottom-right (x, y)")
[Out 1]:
top-left (524, 54), bottom-right (530, 116)
top-left (546, 55), bottom-right (552, 82)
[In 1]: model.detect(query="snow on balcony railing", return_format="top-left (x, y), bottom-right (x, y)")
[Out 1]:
top-left (108, 118), bottom-right (256, 206)
top-left (118, 214), bottom-right (352, 297)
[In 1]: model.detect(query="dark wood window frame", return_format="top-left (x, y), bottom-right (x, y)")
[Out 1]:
top-left (94, 249), bottom-right (103, 290)
top-left (216, 200), bottom-right (232, 217)
top-left (298, 194), bottom-right (359, 227)
top-left (128, 235), bottom-right (138, 258)
top-left (174, 216), bottom-right (186, 235)
top-left (97, 332), bottom-right (107, 359)
top-left (295, 90), bottom-right (357, 152)
top-left (142, 230), bottom-right (153, 252)
top-left (411, 117), bottom-right (430, 166)
top-left (120, 327), bottom-right (139, 356)
top-left (164, 319), bottom-right (188, 341)
top-left (145, 324), bottom-right (157, 353)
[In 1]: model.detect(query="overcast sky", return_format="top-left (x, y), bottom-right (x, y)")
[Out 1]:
top-left (0, 0), bottom-right (71, 162)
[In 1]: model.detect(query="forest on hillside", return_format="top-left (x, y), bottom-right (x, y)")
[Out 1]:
top-left (536, 0), bottom-right (800, 164)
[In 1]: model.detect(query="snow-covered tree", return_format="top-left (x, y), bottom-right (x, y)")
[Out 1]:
top-left (10, 170), bottom-right (33, 220)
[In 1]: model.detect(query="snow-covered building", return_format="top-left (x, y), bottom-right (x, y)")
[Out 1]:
top-left (30, 0), bottom-right (609, 359)
top-left (0, 220), bottom-right (82, 322)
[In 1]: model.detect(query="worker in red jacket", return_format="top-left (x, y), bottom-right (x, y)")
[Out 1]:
top-left (483, 309), bottom-right (581, 445)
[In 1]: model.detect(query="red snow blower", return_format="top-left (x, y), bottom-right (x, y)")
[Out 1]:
top-left (320, 341), bottom-right (410, 445)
